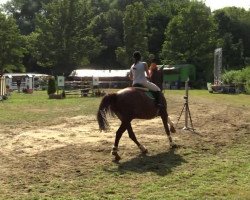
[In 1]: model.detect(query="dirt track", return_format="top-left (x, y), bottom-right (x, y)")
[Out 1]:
top-left (0, 97), bottom-right (249, 198)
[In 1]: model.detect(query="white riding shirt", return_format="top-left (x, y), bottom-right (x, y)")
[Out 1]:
top-left (130, 61), bottom-right (147, 85)
top-left (130, 61), bottom-right (160, 92)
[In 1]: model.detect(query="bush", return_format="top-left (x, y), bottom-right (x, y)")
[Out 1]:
top-left (242, 67), bottom-right (250, 94)
top-left (222, 70), bottom-right (239, 84)
top-left (47, 77), bottom-right (56, 95)
top-left (222, 66), bottom-right (250, 94)
top-left (245, 80), bottom-right (250, 94)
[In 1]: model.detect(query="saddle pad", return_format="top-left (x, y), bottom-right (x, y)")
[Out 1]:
top-left (132, 87), bottom-right (155, 100)
top-left (145, 91), bottom-right (155, 99)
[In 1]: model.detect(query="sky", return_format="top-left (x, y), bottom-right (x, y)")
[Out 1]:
top-left (204, 0), bottom-right (250, 11)
top-left (0, 0), bottom-right (250, 11)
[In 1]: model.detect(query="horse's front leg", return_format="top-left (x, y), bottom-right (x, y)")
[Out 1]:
top-left (111, 121), bottom-right (128, 161)
top-left (160, 109), bottom-right (175, 148)
top-left (127, 122), bottom-right (148, 154)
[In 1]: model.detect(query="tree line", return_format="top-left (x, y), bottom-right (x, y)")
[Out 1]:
top-left (0, 0), bottom-right (250, 85)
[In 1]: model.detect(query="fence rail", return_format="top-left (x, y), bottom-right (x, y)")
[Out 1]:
top-left (0, 77), bottom-right (7, 100)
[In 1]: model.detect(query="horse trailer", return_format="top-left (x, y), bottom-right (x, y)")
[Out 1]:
top-left (159, 64), bottom-right (196, 89)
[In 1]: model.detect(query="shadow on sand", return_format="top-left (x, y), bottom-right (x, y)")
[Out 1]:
top-left (106, 148), bottom-right (187, 176)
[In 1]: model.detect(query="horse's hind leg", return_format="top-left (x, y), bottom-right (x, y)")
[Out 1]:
top-left (168, 116), bottom-right (176, 133)
top-left (160, 109), bottom-right (174, 147)
top-left (127, 123), bottom-right (148, 154)
top-left (111, 121), bottom-right (129, 161)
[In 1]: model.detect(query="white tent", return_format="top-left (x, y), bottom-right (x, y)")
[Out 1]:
top-left (3, 73), bottom-right (49, 78)
top-left (69, 69), bottom-right (130, 78)
top-left (3, 73), bottom-right (50, 90)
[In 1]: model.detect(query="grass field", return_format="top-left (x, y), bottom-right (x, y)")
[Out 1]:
top-left (0, 91), bottom-right (98, 125)
top-left (0, 90), bottom-right (249, 199)
top-left (1, 90), bottom-right (249, 125)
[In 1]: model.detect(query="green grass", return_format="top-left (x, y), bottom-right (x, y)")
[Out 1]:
top-left (1, 89), bottom-right (249, 126)
top-left (0, 91), bottom-right (101, 125)
top-left (164, 89), bottom-right (250, 107)
top-left (136, 140), bottom-right (250, 200)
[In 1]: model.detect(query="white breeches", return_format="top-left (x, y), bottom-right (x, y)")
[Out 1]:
top-left (142, 81), bottom-right (160, 92)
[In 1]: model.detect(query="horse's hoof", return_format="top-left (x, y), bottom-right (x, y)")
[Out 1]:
top-left (112, 152), bottom-right (121, 162)
top-left (139, 145), bottom-right (148, 154)
top-left (114, 154), bottom-right (121, 162)
top-left (170, 126), bottom-right (176, 133)
top-left (142, 148), bottom-right (148, 154)
top-left (170, 143), bottom-right (179, 149)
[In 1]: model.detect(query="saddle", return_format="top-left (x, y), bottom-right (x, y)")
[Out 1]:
top-left (132, 84), bottom-right (155, 99)
top-left (132, 84), bottom-right (164, 109)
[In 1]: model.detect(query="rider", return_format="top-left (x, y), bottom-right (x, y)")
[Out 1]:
top-left (129, 51), bottom-right (163, 108)
top-left (149, 58), bottom-right (158, 77)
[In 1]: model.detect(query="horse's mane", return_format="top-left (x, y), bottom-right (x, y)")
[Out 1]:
top-left (150, 66), bottom-right (164, 91)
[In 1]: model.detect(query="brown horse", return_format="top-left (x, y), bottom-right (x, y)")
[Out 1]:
top-left (150, 65), bottom-right (164, 90)
top-left (97, 86), bottom-right (176, 161)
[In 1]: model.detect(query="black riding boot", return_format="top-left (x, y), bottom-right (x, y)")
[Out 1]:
top-left (153, 91), bottom-right (164, 108)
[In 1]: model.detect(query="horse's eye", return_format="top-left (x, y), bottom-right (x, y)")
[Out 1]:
top-left (133, 67), bottom-right (136, 70)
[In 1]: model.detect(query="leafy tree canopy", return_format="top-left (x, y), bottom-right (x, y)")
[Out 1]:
top-left (33, 0), bottom-right (103, 74)
top-left (214, 7), bottom-right (250, 68)
top-left (0, 0), bottom-right (249, 84)
top-left (0, 12), bottom-right (26, 73)
top-left (161, 1), bottom-right (217, 81)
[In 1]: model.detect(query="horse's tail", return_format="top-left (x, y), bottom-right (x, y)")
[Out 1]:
top-left (97, 93), bottom-right (117, 131)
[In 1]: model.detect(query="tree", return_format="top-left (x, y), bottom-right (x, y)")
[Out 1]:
top-left (115, 47), bottom-right (129, 67)
top-left (146, 0), bottom-right (190, 59)
top-left (161, 1), bottom-right (217, 82)
top-left (90, 9), bottom-right (124, 67)
top-left (213, 7), bottom-right (250, 69)
top-left (47, 77), bottom-right (56, 95)
top-left (3, 0), bottom-right (52, 35)
top-left (33, 0), bottom-right (103, 74)
top-left (0, 13), bottom-right (26, 73)
top-left (3, 0), bottom-right (54, 73)
top-left (88, 0), bottom-right (110, 14)
top-left (119, 2), bottom-right (148, 66)
top-left (111, 0), bottom-right (151, 11)
top-left (220, 33), bottom-right (244, 70)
